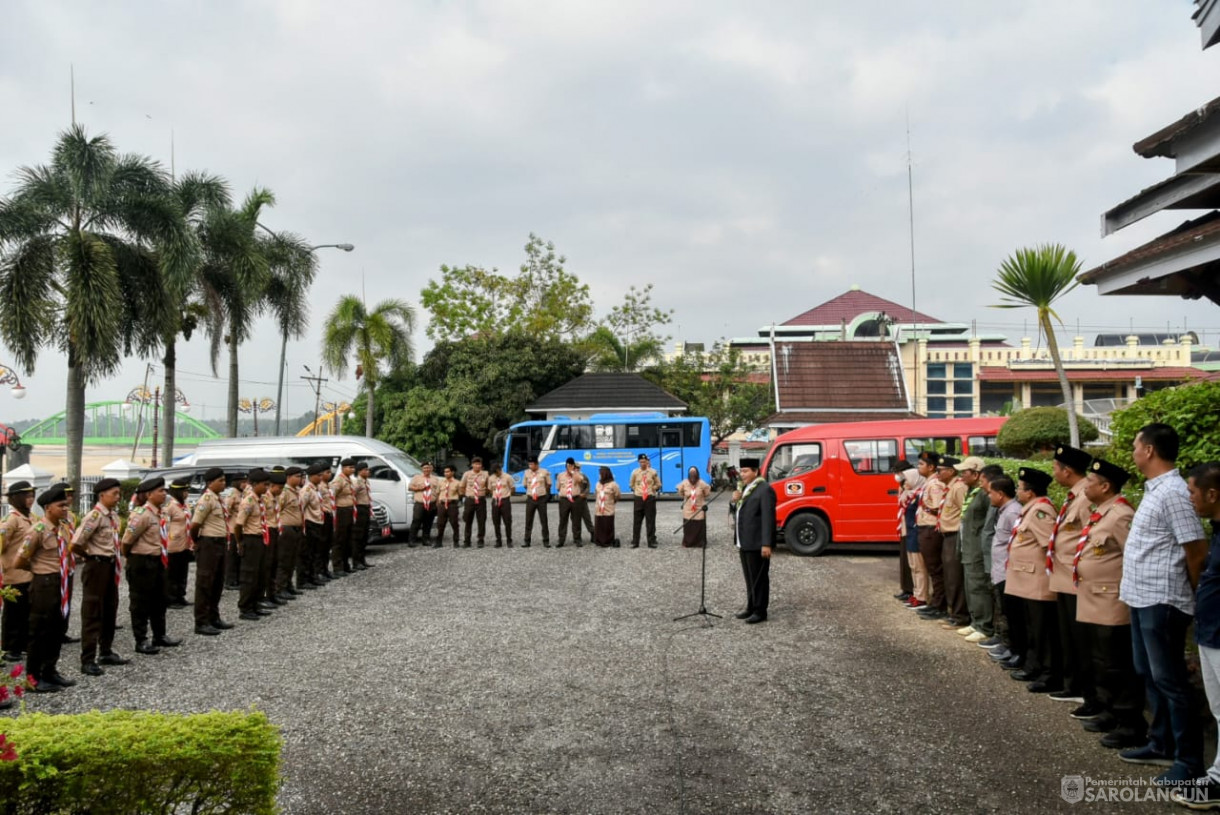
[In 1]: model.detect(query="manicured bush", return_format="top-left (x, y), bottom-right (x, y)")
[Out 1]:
top-left (995, 407), bottom-right (1098, 458)
top-left (1107, 381), bottom-right (1220, 485)
top-left (0, 710), bottom-right (280, 814)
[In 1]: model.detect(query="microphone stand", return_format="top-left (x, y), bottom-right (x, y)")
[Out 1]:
top-left (673, 487), bottom-right (728, 625)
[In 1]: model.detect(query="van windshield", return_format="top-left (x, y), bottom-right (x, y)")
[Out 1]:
top-left (765, 442), bottom-right (822, 482)
top-left (383, 451), bottom-right (422, 478)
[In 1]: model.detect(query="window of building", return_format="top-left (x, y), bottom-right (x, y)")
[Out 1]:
top-left (926, 362), bottom-right (974, 418)
top-left (1029, 384), bottom-right (1063, 407)
top-left (844, 439), bottom-right (899, 474)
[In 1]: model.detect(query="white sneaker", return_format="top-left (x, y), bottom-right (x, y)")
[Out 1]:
top-left (964, 630), bottom-right (988, 643)
top-left (956, 625), bottom-right (975, 636)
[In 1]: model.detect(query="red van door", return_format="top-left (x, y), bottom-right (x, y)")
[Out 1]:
top-left (836, 438), bottom-right (901, 541)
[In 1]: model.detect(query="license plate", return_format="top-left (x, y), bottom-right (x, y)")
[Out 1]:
top-left (381, 526), bottom-right (391, 539)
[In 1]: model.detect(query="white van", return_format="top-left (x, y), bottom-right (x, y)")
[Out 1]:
top-left (189, 435), bottom-right (421, 539)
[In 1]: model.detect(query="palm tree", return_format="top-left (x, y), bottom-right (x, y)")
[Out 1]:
top-left (259, 230), bottom-right (317, 436)
top-left (584, 325), bottom-right (666, 372)
top-left (322, 296), bottom-right (416, 437)
top-left (0, 125), bottom-right (192, 494)
top-left (992, 244), bottom-right (1082, 446)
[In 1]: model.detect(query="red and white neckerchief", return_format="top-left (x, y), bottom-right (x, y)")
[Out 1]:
top-left (274, 493), bottom-right (284, 535)
top-left (1046, 491), bottom-right (1075, 575)
top-left (493, 478), bottom-right (505, 504)
top-left (422, 479), bottom-right (433, 510)
top-left (473, 473), bottom-right (482, 505)
top-left (217, 491), bottom-right (232, 540)
top-left (257, 495), bottom-right (270, 545)
top-left (156, 508), bottom-right (169, 568)
top-left (1006, 496), bottom-right (1053, 571)
top-left (1072, 497), bottom-right (1131, 586)
top-left (57, 523), bottom-right (71, 618)
top-left (935, 478), bottom-right (959, 532)
top-left (687, 484), bottom-right (703, 517)
top-left (565, 474), bottom-right (574, 501)
top-left (528, 472), bottom-right (541, 500)
top-left (104, 505), bottom-right (122, 586)
top-left (641, 471), bottom-right (651, 501)
top-left (898, 484), bottom-right (924, 536)
top-left (597, 483), bottom-right (608, 514)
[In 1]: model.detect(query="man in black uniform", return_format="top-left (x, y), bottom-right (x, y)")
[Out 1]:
top-left (733, 457), bottom-right (775, 624)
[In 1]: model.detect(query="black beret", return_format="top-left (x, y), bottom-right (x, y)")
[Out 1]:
top-left (285, 466), bottom-right (304, 477)
top-left (269, 471), bottom-right (287, 485)
top-left (1089, 458), bottom-right (1130, 491)
top-left (136, 476), bottom-right (165, 493)
top-left (168, 477), bottom-right (191, 490)
top-left (270, 465), bottom-right (286, 473)
top-left (1054, 445), bottom-right (1092, 474)
top-left (307, 461), bottom-right (327, 476)
top-left (228, 471), bottom-right (248, 484)
top-left (637, 453), bottom-right (650, 461)
top-left (918, 451), bottom-right (942, 467)
top-left (355, 460), bottom-right (368, 470)
top-left (341, 457), bottom-right (357, 467)
top-left (565, 457), bottom-right (576, 466)
top-left (248, 469), bottom-right (270, 484)
top-left (527, 455), bottom-right (539, 464)
top-left (93, 478), bottom-right (121, 495)
top-left (5, 480), bottom-right (34, 497)
top-left (57, 482), bottom-right (74, 494)
top-left (202, 467), bottom-right (225, 484)
top-left (739, 457), bottom-right (761, 469)
top-left (37, 484), bottom-right (68, 508)
top-left (1018, 467), bottom-right (1053, 491)
top-left (938, 456), bottom-right (961, 469)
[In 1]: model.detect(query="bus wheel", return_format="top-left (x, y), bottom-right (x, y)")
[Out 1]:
top-left (784, 514), bottom-right (831, 556)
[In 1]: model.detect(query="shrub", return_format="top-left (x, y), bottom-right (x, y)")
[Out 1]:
top-left (0, 710), bottom-right (280, 814)
top-left (983, 457), bottom-right (1142, 508)
top-left (1107, 381), bottom-right (1220, 485)
top-left (995, 407), bottom-right (1099, 458)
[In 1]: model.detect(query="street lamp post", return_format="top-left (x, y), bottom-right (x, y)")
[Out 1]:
top-left (0, 362), bottom-right (27, 478)
top-left (238, 398), bottom-right (277, 437)
top-left (274, 242), bottom-right (354, 436)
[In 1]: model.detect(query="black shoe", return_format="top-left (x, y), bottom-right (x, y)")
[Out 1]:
top-left (167, 600), bottom-right (189, 609)
top-left (574, 542), bottom-right (582, 548)
top-left (278, 592), bottom-right (297, 602)
top-left (98, 653), bottom-right (131, 666)
top-left (195, 624), bottom-right (221, 636)
top-left (1027, 680), bottom-right (1062, 694)
top-left (1101, 730), bottom-right (1147, 750)
top-left (613, 539), bottom-right (621, 548)
top-left (744, 614), bottom-right (767, 624)
top-left (153, 637), bottom-right (182, 648)
top-left (114, 622), bottom-right (124, 630)
top-left (224, 582), bottom-right (239, 591)
top-left (432, 543), bottom-right (442, 549)
top-left (354, 563), bottom-right (368, 570)
top-left (31, 681), bottom-right (62, 694)
top-left (239, 612), bottom-right (262, 621)
top-left (477, 543), bottom-right (484, 549)
top-left (257, 601), bottom-right (277, 611)
top-left (320, 571), bottom-right (335, 580)
top-left (287, 587), bottom-right (303, 596)
top-left (522, 541), bottom-right (531, 548)
top-left (631, 543), bottom-right (639, 549)
top-left (463, 542), bottom-right (471, 548)
top-left (917, 610), bottom-right (948, 621)
top-left (556, 542), bottom-right (565, 548)
top-left (47, 671), bottom-right (76, 687)
top-left (81, 662), bottom-right (104, 677)
top-left (1010, 669), bottom-right (1039, 682)
top-left (61, 634), bottom-right (80, 644)
top-left (735, 610), bottom-right (753, 620)
top-left (268, 596), bottom-right (288, 606)
top-left (1082, 715), bottom-right (1118, 733)
top-left (507, 541), bottom-right (514, 548)
top-left (300, 582), bottom-right (319, 590)
top-left (1000, 657), bottom-right (1025, 671)
top-left (210, 619), bottom-right (234, 630)
top-left (135, 641), bottom-right (160, 655)
top-left (648, 542), bottom-right (657, 548)
top-left (495, 542), bottom-right (503, 548)
top-left (1070, 702), bottom-right (1106, 720)
top-left (543, 542), bottom-right (551, 548)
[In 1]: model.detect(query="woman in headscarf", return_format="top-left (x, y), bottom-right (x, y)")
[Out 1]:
top-left (593, 467), bottom-right (622, 548)
top-left (896, 462), bottom-right (928, 609)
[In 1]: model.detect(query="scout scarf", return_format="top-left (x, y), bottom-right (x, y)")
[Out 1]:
top-left (57, 524), bottom-right (71, 618)
top-left (1071, 497), bottom-right (1132, 586)
top-left (157, 508), bottom-right (169, 568)
top-left (1046, 491), bottom-right (1075, 575)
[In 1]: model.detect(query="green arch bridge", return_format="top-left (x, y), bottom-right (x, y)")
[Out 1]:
top-left (19, 400), bottom-right (221, 446)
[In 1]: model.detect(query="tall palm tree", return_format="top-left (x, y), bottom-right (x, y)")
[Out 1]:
top-left (584, 325), bottom-right (665, 372)
top-left (260, 229), bottom-right (317, 436)
top-left (322, 296), bottom-right (416, 437)
top-left (0, 125), bottom-right (192, 494)
top-left (992, 243), bottom-right (1082, 446)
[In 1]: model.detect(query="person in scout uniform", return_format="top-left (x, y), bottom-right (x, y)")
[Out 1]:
top-left (16, 484), bottom-right (76, 692)
top-left (121, 476), bottom-right (181, 655)
top-left (459, 456), bottom-right (491, 548)
top-left (408, 462), bottom-right (441, 547)
top-left (233, 469), bottom-right (273, 621)
top-left (954, 457), bottom-right (993, 643)
top-left (933, 457), bottom-right (970, 631)
top-left (677, 466), bottom-right (712, 548)
top-left (318, 464), bottom-right (337, 580)
top-left (54, 483), bottom-right (82, 647)
top-left (190, 468), bottom-right (235, 636)
top-left (331, 458), bottom-right (357, 575)
top-left (1074, 458), bottom-right (1146, 750)
top-left (223, 472), bottom-right (247, 591)
top-left (522, 456), bottom-right (551, 548)
top-left (629, 453), bottom-right (662, 549)
top-left (264, 468), bottom-right (288, 605)
top-left (915, 452), bottom-right (950, 622)
top-left (555, 457), bottom-right (588, 548)
top-left (593, 466), bottom-right (622, 548)
top-left (70, 478), bottom-right (130, 675)
top-left (300, 462), bottom-right (329, 587)
top-left (1004, 467), bottom-right (1063, 694)
top-left (275, 466), bottom-right (306, 598)
top-left (352, 461), bottom-right (374, 568)
top-left (164, 477), bottom-right (193, 609)
top-left (488, 462), bottom-right (515, 547)
top-left (437, 465), bottom-right (462, 548)
top-left (1, 480), bottom-right (36, 662)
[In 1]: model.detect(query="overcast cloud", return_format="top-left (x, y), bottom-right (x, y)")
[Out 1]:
top-left (1, 0), bottom-right (1218, 424)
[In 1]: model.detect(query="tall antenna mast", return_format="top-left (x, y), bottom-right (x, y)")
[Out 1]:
top-left (70, 64), bottom-right (76, 125)
top-left (906, 112), bottom-right (919, 414)
top-left (170, 128), bottom-right (176, 182)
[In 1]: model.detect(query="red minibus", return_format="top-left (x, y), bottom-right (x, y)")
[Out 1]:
top-left (761, 417), bottom-right (1007, 555)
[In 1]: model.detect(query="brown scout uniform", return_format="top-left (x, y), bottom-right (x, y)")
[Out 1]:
top-left (1, 510), bottom-right (34, 586)
top-left (555, 469), bottom-right (589, 547)
top-left (20, 518), bottom-right (71, 684)
top-left (330, 472), bottom-right (355, 573)
top-left (191, 489), bottom-right (229, 628)
top-left (459, 469), bottom-right (490, 546)
top-left (437, 475), bottom-right (461, 545)
top-left (71, 503), bottom-right (122, 664)
top-left (1047, 489), bottom-right (1093, 596)
top-left (232, 487), bottom-right (268, 614)
top-left (1074, 496), bottom-right (1136, 626)
top-left (122, 503), bottom-right (170, 645)
top-left (1004, 497), bottom-right (1057, 601)
top-left (489, 473), bottom-right (515, 545)
top-left (677, 479), bottom-right (712, 521)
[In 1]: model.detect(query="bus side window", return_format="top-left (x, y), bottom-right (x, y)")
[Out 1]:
top-left (905, 437), bottom-right (959, 463)
top-left (626, 424), bottom-right (659, 448)
top-left (555, 426), bottom-right (573, 450)
top-left (968, 435), bottom-right (998, 456)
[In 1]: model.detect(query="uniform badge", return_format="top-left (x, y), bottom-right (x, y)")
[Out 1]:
top-left (1036, 511), bottom-right (1048, 520)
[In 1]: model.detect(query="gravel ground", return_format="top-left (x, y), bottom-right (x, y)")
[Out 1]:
top-left (6, 502), bottom-right (1185, 813)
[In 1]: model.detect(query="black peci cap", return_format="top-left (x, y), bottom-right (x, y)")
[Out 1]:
top-left (248, 469), bottom-right (270, 484)
top-left (1018, 467), bottom-right (1053, 492)
top-left (341, 457), bottom-right (356, 467)
top-left (1089, 458), bottom-right (1131, 491)
top-left (269, 471), bottom-right (287, 485)
top-left (1054, 445), bottom-right (1092, 474)
top-left (93, 477), bottom-right (121, 495)
top-left (938, 456), bottom-right (961, 469)
top-left (355, 460), bottom-right (368, 471)
top-left (739, 457), bottom-right (761, 469)
top-left (285, 466), bottom-right (304, 478)
top-left (202, 467), bottom-right (225, 484)
top-left (307, 461), bottom-right (328, 476)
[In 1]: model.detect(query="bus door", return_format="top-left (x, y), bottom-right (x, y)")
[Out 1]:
top-left (660, 428), bottom-right (684, 491)
top-left (507, 433), bottom-right (531, 482)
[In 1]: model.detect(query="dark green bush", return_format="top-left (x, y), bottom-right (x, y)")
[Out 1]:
top-left (983, 457), bottom-right (1142, 507)
top-left (1107, 381), bottom-right (1220, 485)
top-left (0, 710), bottom-right (280, 814)
top-left (995, 407), bottom-right (1098, 458)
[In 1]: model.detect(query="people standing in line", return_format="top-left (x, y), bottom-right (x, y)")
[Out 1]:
top-left (522, 456), bottom-right (551, 548)
top-left (1177, 462), bottom-right (1220, 808)
top-left (15, 484), bottom-right (75, 693)
top-left (1, 481), bottom-right (36, 663)
top-left (677, 466), bottom-right (711, 548)
top-left (319, 464), bottom-right (337, 580)
top-left (976, 465), bottom-right (1008, 651)
top-left (233, 469), bottom-right (273, 622)
top-left (934, 457), bottom-right (970, 631)
top-left (264, 469), bottom-right (287, 605)
top-left (438, 465), bottom-right (462, 548)
top-left (575, 463), bottom-right (596, 540)
top-left (896, 464), bottom-right (927, 609)
top-left (164, 478), bottom-right (192, 610)
top-left (408, 462), bottom-right (441, 548)
top-left (593, 466), bottom-right (622, 548)
top-left (955, 457), bottom-right (993, 644)
top-left (223, 472), bottom-right (247, 591)
top-left (300, 462), bottom-right (328, 588)
top-left (54, 483), bottom-right (80, 647)
top-left (459, 457), bottom-right (490, 548)
top-left (352, 461), bottom-right (374, 568)
top-left (986, 476), bottom-right (1025, 670)
top-left (555, 458), bottom-right (588, 548)
top-left (915, 452), bottom-right (949, 622)
top-left (121, 477), bottom-right (181, 655)
top-left (1118, 423), bottom-right (1207, 786)
top-left (276, 467), bottom-right (306, 599)
top-left (894, 462), bottom-right (918, 604)
top-left (190, 468), bottom-right (234, 636)
top-left (1005, 468), bottom-right (1063, 695)
top-left (69, 478), bottom-right (129, 675)
top-left (1074, 458), bottom-right (1147, 751)
top-left (488, 462), bottom-right (515, 547)
top-left (733, 457), bottom-right (774, 624)
top-left (629, 453), bottom-right (661, 549)
top-left (331, 458), bottom-right (356, 575)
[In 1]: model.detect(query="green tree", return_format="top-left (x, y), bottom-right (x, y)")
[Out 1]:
top-left (322, 296), bottom-right (416, 437)
top-left (0, 125), bottom-right (193, 494)
top-left (375, 386), bottom-right (460, 462)
top-left (259, 229), bottom-right (318, 436)
top-left (587, 284), bottom-right (673, 372)
top-left (992, 244), bottom-right (1082, 446)
top-left (420, 234), bottom-right (594, 342)
top-left (995, 406), bottom-right (1099, 458)
top-left (1107, 381), bottom-right (1220, 483)
top-left (646, 345), bottom-right (772, 445)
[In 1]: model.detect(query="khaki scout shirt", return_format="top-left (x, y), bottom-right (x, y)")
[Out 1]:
top-left (629, 467), bottom-right (661, 499)
top-left (678, 479), bottom-right (712, 520)
top-left (353, 476), bottom-right (372, 506)
top-left (459, 470), bottom-right (490, 501)
top-left (439, 477), bottom-right (461, 506)
top-left (409, 474), bottom-right (443, 509)
top-left (1004, 497), bottom-right (1057, 602)
top-left (280, 484), bottom-right (304, 529)
top-left (319, 481), bottom-right (335, 516)
top-left (264, 491), bottom-right (281, 533)
top-left (1, 510), bottom-right (34, 584)
top-left (332, 473), bottom-right (355, 508)
top-left (192, 490), bottom-right (230, 539)
top-left (489, 474), bottom-right (515, 504)
top-left (916, 478), bottom-right (947, 527)
top-left (1075, 495), bottom-right (1135, 627)
top-left (301, 482), bottom-right (324, 525)
top-left (20, 519), bottom-right (69, 575)
top-left (1047, 487), bottom-right (1093, 595)
top-left (523, 469), bottom-right (550, 501)
top-left (938, 478), bottom-right (967, 533)
top-left (223, 489), bottom-right (243, 535)
top-left (594, 481), bottom-right (622, 516)
top-left (71, 504), bottom-right (121, 558)
top-left (556, 470), bottom-right (589, 502)
top-left (232, 487), bottom-right (267, 538)
top-left (167, 497), bottom-right (191, 553)
top-left (123, 503), bottom-right (167, 557)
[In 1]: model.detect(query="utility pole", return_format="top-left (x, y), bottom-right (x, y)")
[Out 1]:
top-left (151, 386), bottom-right (161, 468)
top-left (302, 366), bottom-right (327, 436)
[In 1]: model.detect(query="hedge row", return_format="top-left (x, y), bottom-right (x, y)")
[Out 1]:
top-left (982, 457), bottom-right (1143, 508)
top-left (0, 710), bottom-right (280, 814)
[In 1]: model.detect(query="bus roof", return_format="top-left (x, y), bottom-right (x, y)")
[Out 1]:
top-left (509, 414), bottom-right (706, 428)
top-left (772, 416), bottom-right (1006, 444)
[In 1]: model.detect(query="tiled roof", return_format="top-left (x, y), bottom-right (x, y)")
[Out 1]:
top-left (770, 341), bottom-right (912, 420)
top-left (1133, 94), bottom-right (1220, 158)
top-left (1079, 211), bottom-right (1220, 282)
top-left (525, 373), bottom-right (687, 413)
top-left (781, 289), bottom-right (941, 327)
top-left (764, 410), bottom-right (921, 426)
top-left (977, 367), bottom-right (1205, 383)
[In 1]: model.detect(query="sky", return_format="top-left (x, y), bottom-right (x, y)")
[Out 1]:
top-left (1, 0), bottom-right (1219, 426)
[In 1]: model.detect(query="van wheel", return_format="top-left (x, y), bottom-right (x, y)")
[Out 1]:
top-left (784, 514), bottom-right (831, 556)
